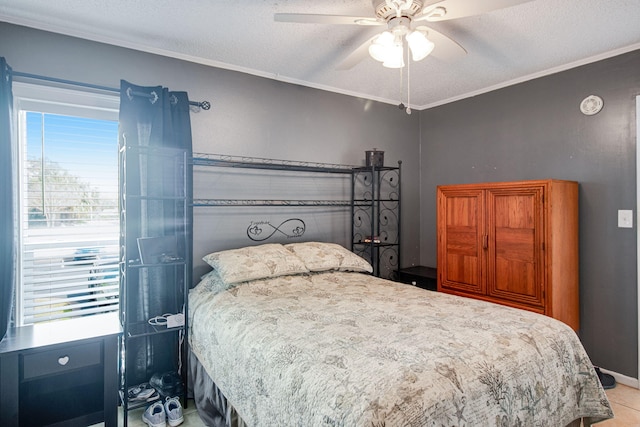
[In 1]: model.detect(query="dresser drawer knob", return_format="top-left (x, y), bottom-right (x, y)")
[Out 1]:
top-left (58, 356), bottom-right (70, 366)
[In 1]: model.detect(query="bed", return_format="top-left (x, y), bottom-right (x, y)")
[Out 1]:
top-left (188, 242), bottom-right (613, 426)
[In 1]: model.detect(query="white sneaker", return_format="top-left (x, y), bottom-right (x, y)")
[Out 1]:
top-left (164, 397), bottom-right (184, 426)
top-left (128, 382), bottom-right (160, 402)
top-left (142, 401), bottom-right (166, 427)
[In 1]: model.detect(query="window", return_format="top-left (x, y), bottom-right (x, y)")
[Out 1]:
top-left (13, 83), bottom-right (120, 325)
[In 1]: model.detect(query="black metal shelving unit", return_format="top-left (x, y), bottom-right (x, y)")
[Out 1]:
top-left (351, 162), bottom-right (402, 279)
top-left (119, 145), bottom-right (192, 426)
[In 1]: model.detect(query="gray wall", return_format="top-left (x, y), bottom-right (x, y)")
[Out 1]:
top-left (0, 22), bottom-right (422, 278)
top-left (419, 50), bottom-right (640, 377)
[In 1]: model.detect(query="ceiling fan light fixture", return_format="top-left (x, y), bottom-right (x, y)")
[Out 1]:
top-left (370, 28), bottom-right (405, 68)
top-left (406, 30), bottom-right (434, 61)
top-left (382, 43), bottom-right (404, 68)
top-left (369, 31), bottom-right (395, 62)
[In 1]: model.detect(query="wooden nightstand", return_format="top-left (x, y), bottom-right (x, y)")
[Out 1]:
top-left (0, 312), bottom-right (121, 427)
top-left (396, 266), bottom-right (437, 291)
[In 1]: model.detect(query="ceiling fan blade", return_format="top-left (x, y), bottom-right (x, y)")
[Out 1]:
top-left (417, 0), bottom-right (533, 22)
top-left (417, 26), bottom-right (467, 62)
top-left (335, 35), bottom-right (378, 70)
top-left (274, 13), bottom-right (383, 26)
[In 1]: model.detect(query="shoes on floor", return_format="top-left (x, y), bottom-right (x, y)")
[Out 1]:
top-left (595, 366), bottom-right (617, 389)
top-left (150, 371), bottom-right (184, 398)
top-left (164, 397), bottom-right (185, 426)
top-left (141, 397), bottom-right (184, 427)
top-left (142, 401), bottom-right (166, 427)
top-left (128, 382), bottom-right (160, 402)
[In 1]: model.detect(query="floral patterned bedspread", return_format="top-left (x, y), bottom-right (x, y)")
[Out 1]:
top-left (189, 271), bottom-right (613, 427)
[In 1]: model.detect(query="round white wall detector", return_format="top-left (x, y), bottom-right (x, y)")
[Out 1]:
top-left (580, 95), bottom-right (604, 116)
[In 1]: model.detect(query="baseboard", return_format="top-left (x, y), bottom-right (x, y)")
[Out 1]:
top-left (600, 367), bottom-right (640, 389)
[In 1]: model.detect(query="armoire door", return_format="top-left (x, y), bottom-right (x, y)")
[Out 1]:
top-left (437, 187), bottom-right (485, 295)
top-left (486, 185), bottom-right (545, 309)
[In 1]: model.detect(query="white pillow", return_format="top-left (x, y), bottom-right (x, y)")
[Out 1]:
top-left (284, 242), bottom-right (373, 273)
top-left (202, 243), bottom-right (309, 284)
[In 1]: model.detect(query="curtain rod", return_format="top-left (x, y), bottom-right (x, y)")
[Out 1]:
top-left (12, 71), bottom-right (211, 110)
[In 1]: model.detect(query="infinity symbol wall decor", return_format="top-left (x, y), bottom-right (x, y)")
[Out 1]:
top-left (247, 219), bottom-right (306, 241)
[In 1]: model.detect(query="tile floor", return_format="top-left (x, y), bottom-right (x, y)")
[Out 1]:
top-left (93, 399), bottom-right (206, 427)
top-left (98, 384), bottom-right (640, 426)
top-left (600, 383), bottom-right (640, 426)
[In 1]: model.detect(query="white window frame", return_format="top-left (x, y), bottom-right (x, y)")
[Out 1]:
top-left (13, 82), bottom-right (120, 325)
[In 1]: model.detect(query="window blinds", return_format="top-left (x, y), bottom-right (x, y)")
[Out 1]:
top-left (20, 111), bottom-right (119, 324)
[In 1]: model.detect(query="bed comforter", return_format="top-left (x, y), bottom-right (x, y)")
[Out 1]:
top-left (189, 270), bottom-right (613, 426)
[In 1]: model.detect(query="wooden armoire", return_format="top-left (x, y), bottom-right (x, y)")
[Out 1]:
top-left (436, 179), bottom-right (579, 330)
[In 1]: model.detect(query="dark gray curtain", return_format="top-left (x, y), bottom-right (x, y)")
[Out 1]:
top-left (119, 80), bottom-right (192, 385)
top-left (0, 57), bottom-right (15, 341)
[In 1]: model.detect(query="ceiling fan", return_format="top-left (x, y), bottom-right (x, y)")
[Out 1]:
top-left (275, 0), bottom-right (533, 70)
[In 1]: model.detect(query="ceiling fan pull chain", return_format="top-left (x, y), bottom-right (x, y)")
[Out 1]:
top-left (398, 60), bottom-right (405, 111)
top-left (400, 61), bottom-right (403, 103)
top-left (406, 48), bottom-right (412, 115)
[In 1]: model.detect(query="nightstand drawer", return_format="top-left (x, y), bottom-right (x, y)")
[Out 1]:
top-left (396, 266), bottom-right (437, 291)
top-left (22, 341), bottom-right (101, 380)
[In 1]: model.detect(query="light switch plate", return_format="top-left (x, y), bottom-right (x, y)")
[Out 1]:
top-left (618, 210), bottom-right (633, 228)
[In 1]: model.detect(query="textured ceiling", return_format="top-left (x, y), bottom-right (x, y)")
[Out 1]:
top-left (1, 0), bottom-right (639, 110)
